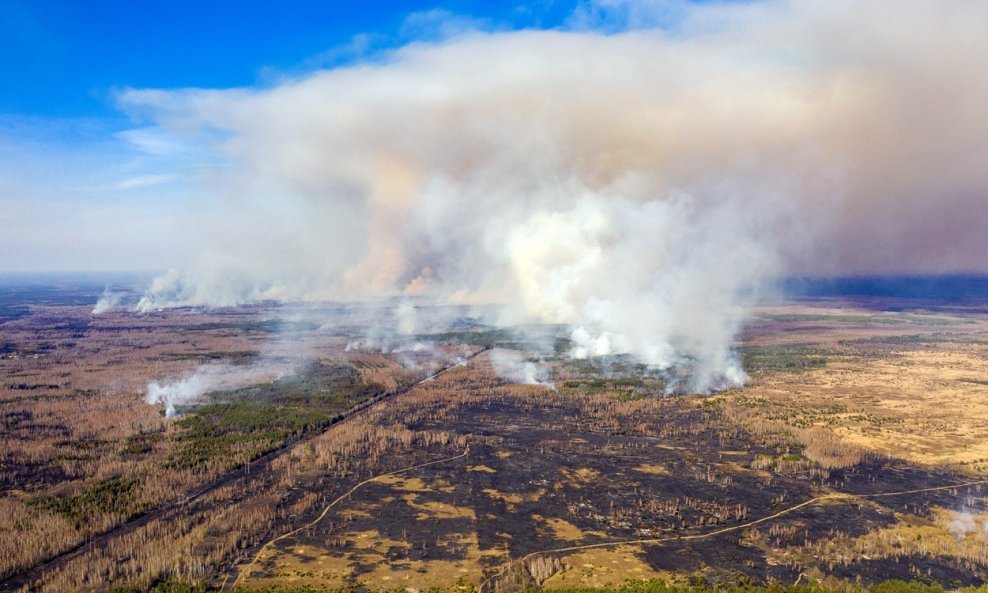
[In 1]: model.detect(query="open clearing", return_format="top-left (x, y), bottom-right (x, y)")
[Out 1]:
top-left (232, 302), bottom-right (988, 591)
top-left (3, 293), bottom-right (988, 591)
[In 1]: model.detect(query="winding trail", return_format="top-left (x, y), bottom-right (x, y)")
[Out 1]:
top-left (226, 446), bottom-right (472, 589)
top-left (0, 348), bottom-right (487, 593)
top-left (225, 351), bottom-right (487, 589)
top-left (478, 478), bottom-right (988, 592)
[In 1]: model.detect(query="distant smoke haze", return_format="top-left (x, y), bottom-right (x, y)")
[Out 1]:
top-left (117, 0), bottom-right (988, 391)
top-left (92, 287), bottom-right (127, 314)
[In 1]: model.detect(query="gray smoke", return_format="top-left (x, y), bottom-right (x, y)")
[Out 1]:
top-left (145, 362), bottom-right (290, 417)
top-left (92, 288), bottom-right (127, 315)
top-left (121, 0), bottom-right (988, 391)
top-left (947, 510), bottom-right (977, 541)
top-left (489, 349), bottom-right (555, 389)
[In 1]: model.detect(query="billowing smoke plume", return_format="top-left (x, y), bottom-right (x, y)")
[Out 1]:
top-left (145, 363), bottom-right (288, 417)
top-left (946, 510), bottom-right (977, 541)
top-left (490, 349), bottom-right (554, 389)
top-left (122, 0), bottom-right (988, 391)
top-left (92, 288), bottom-right (127, 314)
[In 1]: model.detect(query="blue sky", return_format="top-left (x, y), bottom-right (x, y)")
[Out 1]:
top-left (0, 0), bottom-right (587, 272)
top-left (0, 0), bottom-right (575, 119)
top-left (2, 0), bottom-right (985, 277)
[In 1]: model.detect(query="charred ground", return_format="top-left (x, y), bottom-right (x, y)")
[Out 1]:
top-left (1, 280), bottom-right (988, 592)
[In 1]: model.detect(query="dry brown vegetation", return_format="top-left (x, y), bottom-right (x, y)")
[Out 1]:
top-left (4, 296), bottom-right (988, 592)
top-left (24, 415), bottom-right (470, 592)
top-left (0, 301), bottom-right (468, 589)
top-left (724, 307), bottom-right (988, 473)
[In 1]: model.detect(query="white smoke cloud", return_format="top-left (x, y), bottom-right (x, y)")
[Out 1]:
top-left (92, 288), bottom-right (127, 314)
top-left (947, 510), bottom-right (977, 541)
top-left (145, 363), bottom-right (288, 417)
top-left (503, 194), bottom-right (772, 389)
top-left (490, 349), bottom-right (554, 389)
top-left (395, 300), bottom-right (417, 335)
top-left (118, 0), bottom-right (988, 391)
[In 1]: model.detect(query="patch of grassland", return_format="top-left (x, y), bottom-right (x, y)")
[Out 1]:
top-left (759, 313), bottom-right (974, 326)
top-left (421, 326), bottom-right (565, 352)
top-left (181, 320), bottom-right (322, 334)
top-left (162, 351), bottom-right (260, 363)
top-left (740, 345), bottom-right (829, 374)
top-left (110, 583), bottom-right (205, 593)
top-left (120, 431), bottom-right (164, 456)
top-left (29, 475), bottom-right (140, 527)
top-left (856, 334), bottom-right (988, 346)
top-left (167, 362), bottom-right (382, 471)
top-left (112, 578), bottom-right (979, 593)
top-left (167, 401), bottom-right (330, 470)
top-left (558, 356), bottom-right (670, 396)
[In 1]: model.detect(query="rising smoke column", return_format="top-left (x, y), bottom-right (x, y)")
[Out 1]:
top-left (92, 287), bottom-right (127, 314)
top-left (489, 349), bottom-right (555, 389)
top-left (145, 362), bottom-right (290, 417)
top-left (123, 0), bottom-right (988, 391)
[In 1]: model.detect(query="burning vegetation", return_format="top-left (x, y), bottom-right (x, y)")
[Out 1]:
top-left (2, 290), bottom-right (988, 592)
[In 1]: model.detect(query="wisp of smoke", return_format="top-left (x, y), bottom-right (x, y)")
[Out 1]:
top-left (145, 362), bottom-right (289, 417)
top-left (395, 300), bottom-right (417, 335)
top-left (92, 288), bottom-right (127, 315)
top-left (489, 349), bottom-right (554, 389)
top-left (947, 510), bottom-right (977, 541)
top-left (122, 0), bottom-right (988, 392)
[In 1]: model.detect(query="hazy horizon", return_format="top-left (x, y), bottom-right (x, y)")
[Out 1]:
top-left (5, 0), bottom-right (988, 389)
top-left (3, 0), bottom-right (988, 279)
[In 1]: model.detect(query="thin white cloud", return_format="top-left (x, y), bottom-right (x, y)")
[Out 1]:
top-left (0, 116), bottom-right (201, 272)
top-left (6, 0), bottom-right (988, 389)
top-left (113, 174), bottom-right (176, 190)
top-left (116, 127), bottom-right (191, 157)
top-left (398, 8), bottom-right (492, 40)
top-left (87, 173), bottom-right (178, 192)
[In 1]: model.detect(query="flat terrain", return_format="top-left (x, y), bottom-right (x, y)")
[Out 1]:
top-left (738, 306), bottom-right (988, 470)
top-left (2, 283), bottom-right (988, 592)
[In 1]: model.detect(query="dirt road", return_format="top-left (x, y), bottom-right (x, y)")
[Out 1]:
top-left (479, 478), bottom-right (988, 592)
top-left (0, 348), bottom-right (487, 593)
